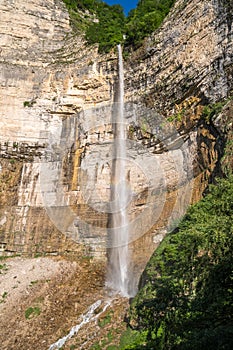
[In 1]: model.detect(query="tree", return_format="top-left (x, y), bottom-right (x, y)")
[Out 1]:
top-left (129, 176), bottom-right (233, 349)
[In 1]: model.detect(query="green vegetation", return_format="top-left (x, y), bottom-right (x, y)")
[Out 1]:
top-left (0, 291), bottom-right (8, 303)
top-left (62, 0), bottom-right (94, 31)
top-left (62, 0), bottom-right (175, 53)
top-left (98, 310), bottom-right (113, 328)
top-left (202, 101), bottom-right (226, 123)
top-left (222, 139), bottom-right (233, 176)
top-left (23, 100), bottom-right (36, 108)
top-left (201, 96), bottom-right (233, 124)
top-left (125, 0), bottom-right (175, 48)
top-left (29, 280), bottom-right (38, 286)
top-left (90, 343), bottom-right (102, 350)
top-left (118, 328), bottom-right (148, 349)
top-left (124, 175), bottom-right (233, 349)
top-left (167, 111), bottom-right (183, 122)
top-left (0, 256), bottom-right (7, 261)
top-left (85, 2), bottom-right (125, 53)
top-left (62, 0), bottom-right (125, 52)
top-left (0, 254), bottom-right (20, 261)
top-left (0, 263), bottom-right (8, 273)
top-left (25, 306), bottom-right (41, 319)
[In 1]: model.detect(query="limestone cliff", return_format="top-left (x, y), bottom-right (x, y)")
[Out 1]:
top-left (0, 0), bottom-right (116, 256)
top-left (0, 0), bottom-right (232, 285)
top-left (125, 0), bottom-right (232, 109)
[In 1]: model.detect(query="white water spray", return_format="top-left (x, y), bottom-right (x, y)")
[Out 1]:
top-left (107, 44), bottom-right (134, 297)
top-left (48, 299), bottom-right (111, 350)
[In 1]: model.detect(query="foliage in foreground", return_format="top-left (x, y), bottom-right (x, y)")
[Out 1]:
top-left (62, 0), bottom-right (175, 52)
top-left (124, 176), bottom-right (233, 349)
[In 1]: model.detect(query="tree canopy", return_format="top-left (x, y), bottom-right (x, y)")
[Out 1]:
top-left (85, 2), bottom-right (126, 53)
top-left (126, 176), bottom-right (233, 349)
top-left (62, 0), bottom-right (176, 52)
top-left (125, 0), bottom-right (175, 48)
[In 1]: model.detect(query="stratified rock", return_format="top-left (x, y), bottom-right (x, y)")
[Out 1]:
top-left (0, 0), bottom-right (232, 288)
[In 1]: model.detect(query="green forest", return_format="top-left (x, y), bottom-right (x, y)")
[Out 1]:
top-left (119, 174), bottom-right (233, 349)
top-left (62, 0), bottom-right (175, 52)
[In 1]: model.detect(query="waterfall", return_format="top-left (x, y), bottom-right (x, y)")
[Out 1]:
top-left (106, 44), bottom-right (134, 297)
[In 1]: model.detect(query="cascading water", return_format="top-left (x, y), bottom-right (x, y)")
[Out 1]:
top-left (106, 44), bottom-right (134, 297)
top-left (48, 299), bottom-right (111, 350)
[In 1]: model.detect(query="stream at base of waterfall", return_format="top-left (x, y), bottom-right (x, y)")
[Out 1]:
top-left (49, 299), bottom-right (110, 350)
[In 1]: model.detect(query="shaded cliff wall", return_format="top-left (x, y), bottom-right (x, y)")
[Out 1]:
top-left (0, 0), bottom-right (232, 282)
top-left (121, 0), bottom-right (232, 279)
top-left (125, 0), bottom-right (232, 109)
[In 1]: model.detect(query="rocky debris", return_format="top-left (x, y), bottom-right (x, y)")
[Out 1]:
top-left (0, 255), bottom-right (109, 350)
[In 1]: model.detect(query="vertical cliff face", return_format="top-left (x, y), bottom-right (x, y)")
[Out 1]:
top-left (0, 0), bottom-right (232, 286)
top-left (125, 0), bottom-right (232, 110)
top-left (0, 0), bottom-right (115, 145)
top-left (0, 0), bottom-right (117, 255)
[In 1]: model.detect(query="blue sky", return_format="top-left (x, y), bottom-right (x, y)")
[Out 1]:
top-left (105, 0), bottom-right (138, 15)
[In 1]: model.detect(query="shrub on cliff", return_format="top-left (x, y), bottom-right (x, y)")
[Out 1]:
top-left (126, 176), bottom-right (233, 349)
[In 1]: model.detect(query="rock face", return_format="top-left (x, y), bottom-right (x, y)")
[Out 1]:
top-left (0, 0), bottom-right (232, 285)
top-left (125, 0), bottom-right (233, 110)
top-left (0, 0), bottom-right (117, 256)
